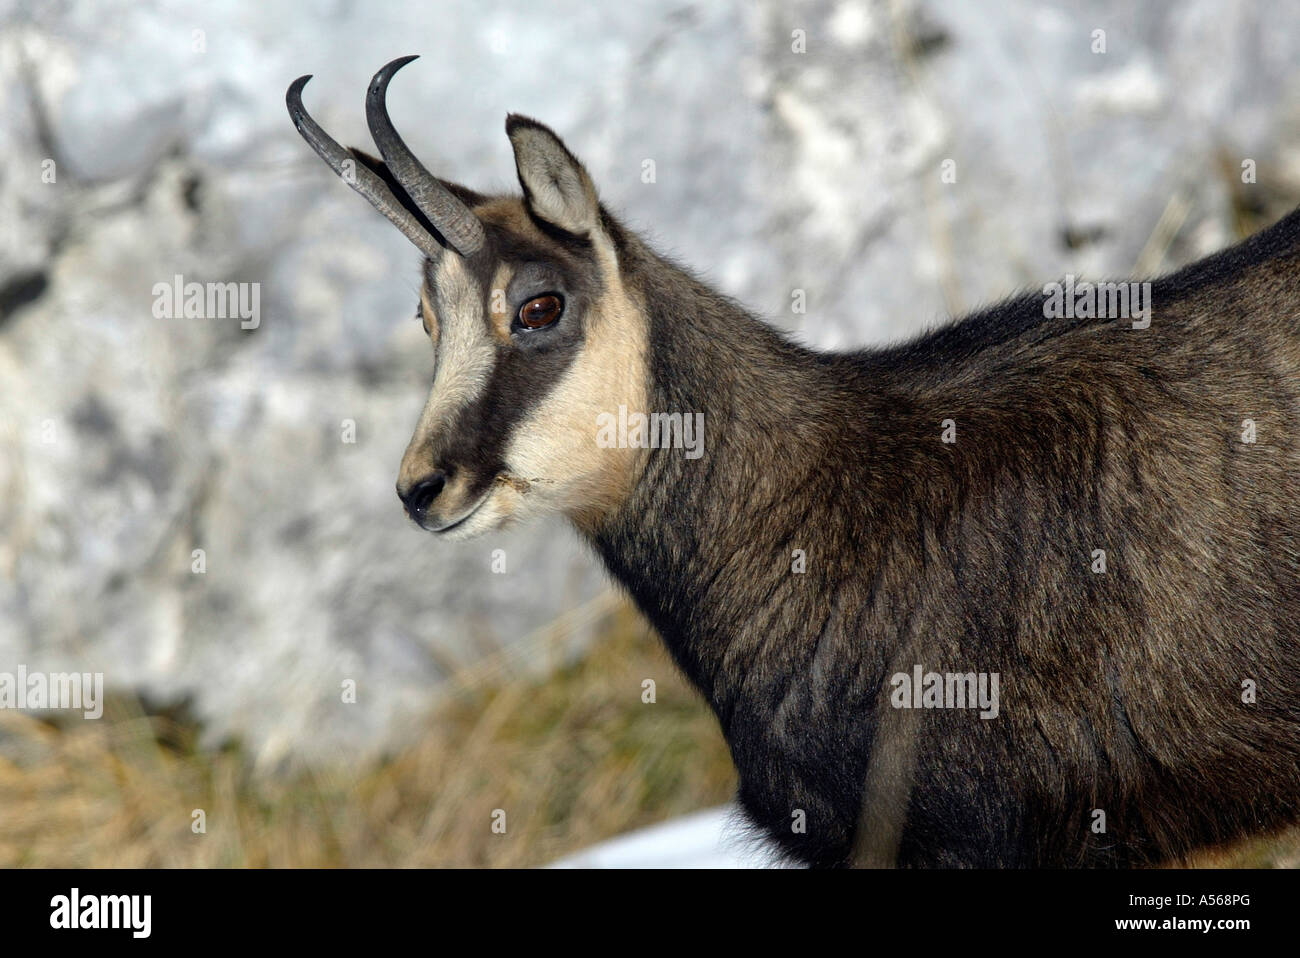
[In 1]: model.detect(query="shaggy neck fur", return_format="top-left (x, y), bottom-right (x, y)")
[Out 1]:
top-left (593, 251), bottom-right (830, 691)
top-left (586, 233), bottom-right (900, 865)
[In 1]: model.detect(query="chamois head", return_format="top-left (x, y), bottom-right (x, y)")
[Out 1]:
top-left (288, 57), bottom-right (648, 539)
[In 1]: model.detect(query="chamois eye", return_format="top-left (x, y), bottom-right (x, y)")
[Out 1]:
top-left (518, 294), bottom-right (563, 330)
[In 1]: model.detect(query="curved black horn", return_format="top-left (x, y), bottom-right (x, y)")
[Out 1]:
top-left (286, 75), bottom-right (445, 260)
top-left (365, 56), bottom-right (486, 257)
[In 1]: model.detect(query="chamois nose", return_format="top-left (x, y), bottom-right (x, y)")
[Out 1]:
top-left (399, 471), bottom-right (447, 522)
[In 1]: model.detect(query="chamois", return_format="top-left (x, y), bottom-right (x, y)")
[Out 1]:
top-left (289, 57), bottom-right (1300, 867)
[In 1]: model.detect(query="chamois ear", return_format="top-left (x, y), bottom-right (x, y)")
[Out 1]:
top-left (506, 114), bottom-right (600, 236)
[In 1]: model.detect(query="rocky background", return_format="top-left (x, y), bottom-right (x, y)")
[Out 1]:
top-left (3, 0), bottom-right (1299, 768)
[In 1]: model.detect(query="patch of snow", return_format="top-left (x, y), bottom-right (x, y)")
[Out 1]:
top-left (549, 805), bottom-right (794, 869)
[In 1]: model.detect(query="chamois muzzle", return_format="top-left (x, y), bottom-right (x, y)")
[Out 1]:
top-left (285, 56), bottom-right (485, 258)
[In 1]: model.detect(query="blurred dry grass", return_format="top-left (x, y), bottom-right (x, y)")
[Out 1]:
top-left (1182, 829), bottom-right (1300, 869)
top-left (0, 600), bottom-right (737, 867)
